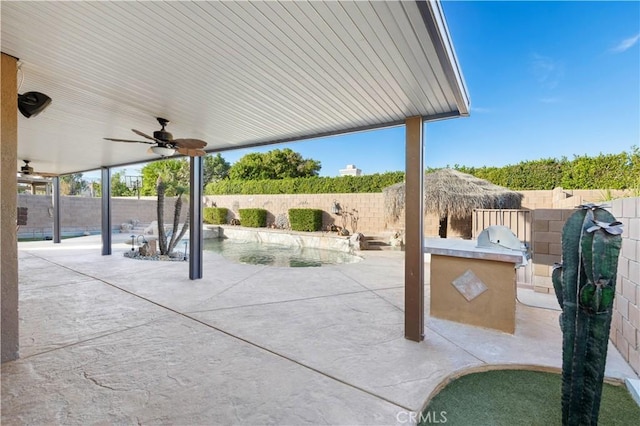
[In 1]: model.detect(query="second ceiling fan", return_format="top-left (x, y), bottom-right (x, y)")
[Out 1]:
top-left (104, 117), bottom-right (207, 157)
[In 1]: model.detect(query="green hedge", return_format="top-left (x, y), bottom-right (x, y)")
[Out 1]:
top-left (238, 208), bottom-right (267, 228)
top-left (451, 147), bottom-right (639, 190)
top-left (203, 207), bottom-right (228, 224)
top-left (205, 172), bottom-right (405, 195)
top-left (203, 147), bottom-right (639, 193)
top-left (289, 209), bottom-right (323, 232)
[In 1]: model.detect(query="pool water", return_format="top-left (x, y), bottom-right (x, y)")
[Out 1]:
top-left (204, 239), bottom-right (362, 267)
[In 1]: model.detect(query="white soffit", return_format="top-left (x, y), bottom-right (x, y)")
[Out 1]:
top-left (2, 0), bottom-right (469, 175)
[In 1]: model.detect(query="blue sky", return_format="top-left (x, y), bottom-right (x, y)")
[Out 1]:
top-left (106, 1), bottom-right (639, 179)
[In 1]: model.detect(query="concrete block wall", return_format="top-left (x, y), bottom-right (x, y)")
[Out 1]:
top-left (611, 197), bottom-right (640, 375)
top-left (521, 188), bottom-right (631, 210)
top-left (525, 197), bottom-right (639, 375)
top-left (17, 194), bottom-right (187, 238)
top-left (204, 193), bottom-right (391, 234)
top-left (520, 190), bottom-right (555, 210)
top-left (530, 208), bottom-right (574, 293)
top-left (205, 194), bottom-right (469, 238)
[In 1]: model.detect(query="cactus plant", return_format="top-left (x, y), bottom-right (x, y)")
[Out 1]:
top-left (552, 204), bottom-right (623, 425)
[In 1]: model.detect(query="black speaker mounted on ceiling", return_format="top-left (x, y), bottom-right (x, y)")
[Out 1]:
top-left (17, 91), bottom-right (51, 118)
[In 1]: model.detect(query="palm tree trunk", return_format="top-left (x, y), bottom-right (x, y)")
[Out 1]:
top-left (167, 192), bottom-right (183, 253)
top-left (156, 177), bottom-right (167, 255)
top-left (168, 211), bottom-right (190, 254)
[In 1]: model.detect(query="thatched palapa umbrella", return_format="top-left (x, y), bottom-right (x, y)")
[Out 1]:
top-left (383, 169), bottom-right (523, 238)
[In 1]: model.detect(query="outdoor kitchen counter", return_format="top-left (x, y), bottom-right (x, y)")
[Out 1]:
top-left (423, 238), bottom-right (527, 265)
top-left (424, 238), bottom-right (525, 334)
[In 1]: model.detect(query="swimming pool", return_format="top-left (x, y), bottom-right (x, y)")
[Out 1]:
top-left (203, 239), bottom-right (362, 267)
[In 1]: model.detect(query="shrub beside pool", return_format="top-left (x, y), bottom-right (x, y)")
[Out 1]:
top-left (238, 208), bottom-right (267, 227)
top-left (288, 208), bottom-right (323, 232)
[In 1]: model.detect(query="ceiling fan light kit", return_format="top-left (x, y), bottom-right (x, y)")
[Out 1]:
top-left (150, 146), bottom-right (176, 156)
top-left (17, 91), bottom-right (52, 118)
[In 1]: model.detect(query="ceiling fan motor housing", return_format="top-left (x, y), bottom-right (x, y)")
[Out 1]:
top-left (153, 130), bottom-right (173, 142)
top-left (21, 163), bottom-right (34, 175)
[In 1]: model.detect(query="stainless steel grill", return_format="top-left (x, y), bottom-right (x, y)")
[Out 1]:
top-left (477, 225), bottom-right (530, 266)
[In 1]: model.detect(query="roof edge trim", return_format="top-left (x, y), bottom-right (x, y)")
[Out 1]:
top-left (417, 0), bottom-right (470, 117)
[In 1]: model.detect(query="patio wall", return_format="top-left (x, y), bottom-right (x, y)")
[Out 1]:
top-left (529, 208), bottom-right (575, 293)
top-left (204, 193), bottom-right (389, 234)
top-left (17, 194), bottom-right (187, 239)
top-left (611, 197), bottom-right (640, 374)
top-left (204, 194), bottom-right (470, 238)
top-left (523, 198), bottom-right (640, 375)
top-left (520, 187), bottom-right (630, 210)
top-left (17, 188), bottom-right (635, 239)
top-left (17, 192), bottom-right (451, 237)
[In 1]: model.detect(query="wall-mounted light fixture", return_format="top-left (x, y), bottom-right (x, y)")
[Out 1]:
top-left (17, 91), bottom-right (51, 118)
top-left (331, 200), bottom-right (342, 215)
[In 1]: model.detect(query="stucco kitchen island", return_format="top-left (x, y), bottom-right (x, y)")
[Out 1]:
top-left (424, 237), bottom-right (528, 333)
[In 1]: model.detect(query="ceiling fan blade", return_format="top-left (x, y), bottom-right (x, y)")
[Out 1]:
top-left (176, 147), bottom-right (206, 157)
top-left (132, 129), bottom-right (161, 142)
top-left (172, 138), bottom-right (207, 149)
top-left (104, 138), bottom-right (153, 144)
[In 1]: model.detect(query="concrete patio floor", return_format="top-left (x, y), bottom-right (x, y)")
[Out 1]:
top-left (2, 234), bottom-right (637, 425)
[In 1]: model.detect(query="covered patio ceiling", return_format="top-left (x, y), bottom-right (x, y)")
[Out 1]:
top-left (2, 0), bottom-right (469, 176)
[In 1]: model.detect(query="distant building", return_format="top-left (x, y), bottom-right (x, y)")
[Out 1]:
top-left (339, 164), bottom-right (362, 176)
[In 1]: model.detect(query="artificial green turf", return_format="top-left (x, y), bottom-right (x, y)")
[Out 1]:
top-left (421, 370), bottom-right (640, 425)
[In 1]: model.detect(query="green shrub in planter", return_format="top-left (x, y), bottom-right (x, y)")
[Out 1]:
top-left (289, 209), bottom-right (323, 232)
top-left (238, 208), bottom-right (267, 228)
top-left (203, 207), bottom-right (228, 225)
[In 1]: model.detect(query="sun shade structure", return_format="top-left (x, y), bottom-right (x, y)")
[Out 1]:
top-left (2, 0), bottom-right (470, 360)
top-left (2, 0), bottom-right (469, 176)
top-left (383, 169), bottom-right (524, 222)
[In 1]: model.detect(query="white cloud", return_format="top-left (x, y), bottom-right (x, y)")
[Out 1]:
top-left (611, 33), bottom-right (640, 53)
top-left (530, 54), bottom-right (564, 89)
top-left (470, 106), bottom-right (493, 114)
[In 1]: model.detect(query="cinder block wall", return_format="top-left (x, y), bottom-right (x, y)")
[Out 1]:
top-left (521, 188), bottom-right (631, 210)
top-left (526, 198), bottom-right (639, 374)
top-left (530, 209), bottom-right (574, 293)
top-left (520, 190), bottom-right (556, 210)
top-left (17, 194), bottom-right (187, 238)
top-left (204, 193), bottom-right (391, 234)
top-left (205, 194), bottom-right (469, 237)
top-left (611, 197), bottom-right (640, 374)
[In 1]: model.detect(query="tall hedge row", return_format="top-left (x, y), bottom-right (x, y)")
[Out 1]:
top-left (203, 148), bottom-right (639, 194)
top-left (204, 172), bottom-right (405, 195)
top-left (448, 147), bottom-right (640, 191)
